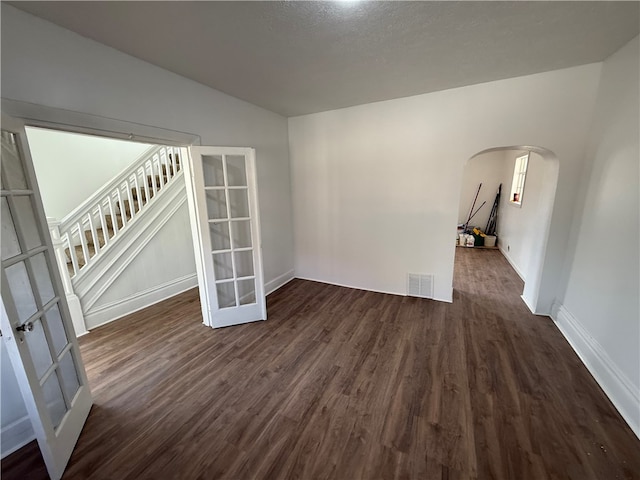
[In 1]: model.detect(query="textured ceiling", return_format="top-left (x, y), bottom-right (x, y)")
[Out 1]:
top-left (9, 1), bottom-right (640, 117)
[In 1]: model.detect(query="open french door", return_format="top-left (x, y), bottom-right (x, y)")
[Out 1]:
top-left (1, 114), bottom-right (92, 480)
top-left (185, 146), bottom-right (266, 328)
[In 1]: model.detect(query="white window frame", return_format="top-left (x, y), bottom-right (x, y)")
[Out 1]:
top-left (509, 152), bottom-right (529, 207)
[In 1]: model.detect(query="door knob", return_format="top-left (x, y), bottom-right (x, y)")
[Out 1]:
top-left (16, 322), bottom-right (34, 332)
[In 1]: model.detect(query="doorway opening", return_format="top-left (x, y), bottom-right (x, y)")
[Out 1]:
top-left (456, 146), bottom-right (560, 313)
top-left (1, 104), bottom-right (267, 477)
top-left (24, 126), bottom-right (193, 336)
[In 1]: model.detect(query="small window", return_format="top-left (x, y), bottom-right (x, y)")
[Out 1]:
top-left (509, 153), bottom-right (529, 207)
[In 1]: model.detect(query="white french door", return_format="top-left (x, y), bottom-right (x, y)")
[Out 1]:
top-left (185, 146), bottom-right (266, 328)
top-left (1, 114), bottom-right (92, 480)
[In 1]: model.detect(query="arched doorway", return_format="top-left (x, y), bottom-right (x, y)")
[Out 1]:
top-left (457, 146), bottom-right (559, 313)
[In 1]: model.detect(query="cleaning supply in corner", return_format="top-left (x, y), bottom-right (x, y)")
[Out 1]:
top-left (465, 235), bottom-right (475, 247)
top-left (472, 227), bottom-right (486, 247)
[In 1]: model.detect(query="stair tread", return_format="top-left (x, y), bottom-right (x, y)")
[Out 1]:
top-left (64, 162), bottom-right (180, 275)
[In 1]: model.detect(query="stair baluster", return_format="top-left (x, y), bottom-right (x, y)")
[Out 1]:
top-left (50, 146), bottom-right (183, 280)
top-left (98, 203), bottom-right (109, 249)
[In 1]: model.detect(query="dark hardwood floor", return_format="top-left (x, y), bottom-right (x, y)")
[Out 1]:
top-left (3, 248), bottom-right (639, 479)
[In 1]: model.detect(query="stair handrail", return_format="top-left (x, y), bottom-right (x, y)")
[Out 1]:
top-left (59, 145), bottom-right (161, 232)
top-left (51, 144), bottom-right (183, 278)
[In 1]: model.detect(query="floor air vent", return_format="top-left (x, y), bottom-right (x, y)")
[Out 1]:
top-left (407, 273), bottom-right (434, 299)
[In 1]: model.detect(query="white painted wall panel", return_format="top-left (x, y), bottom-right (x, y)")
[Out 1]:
top-left (458, 151), bottom-right (505, 230)
top-left (559, 37), bottom-right (639, 434)
top-left (497, 151), bottom-right (558, 286)
top-left (289, 64), bottom-right (601, 304)
top-left (88, 202), bottom-right (196, 312)
top-left (26, 128), bottom-right (153, 220)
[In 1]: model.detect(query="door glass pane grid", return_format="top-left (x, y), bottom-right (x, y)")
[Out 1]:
top-left (221, 155), bottom-right (237, 308)
top-left (1, 131), bottom-right (29, 191)
top-left (228, 189), bottom-right (250, 219)
top-left (237, 278), bottom-right (256, 305)
top-left (43, 303), bottom-right (70, 357)
top-left (225, 155), bottom-right (248, 187)
top-left (58, 350), bottom-right (81, 404)
top-left (1, 133), bottom-right (78, 427)
top-left (212, 252), bottom-right (234, 281)
top-left (230, 219), bottom-right (252, 249)
top-left (1, 196), bottom-right (21, 260)
top-left (12, 196), bottom-right (43, 252)
top-left (206, 153), bottom-right (256, 311)
top-left (2, 195), bottom-right (43, 259)
top-left (205, 190), bottom-right (227, 221)
top-left (35, 324), bottom-right (76, 431)
top-left (202, 154), bottom-right (224, 187)
top-left (25, 316), bottom-right (54, 380)
top-left (215, 280), bottom-right (236, 309)
top-left (30, 252), bottom-right (55, 305)
top-left (5, 260), bottom-right (38, 322)
top-left (5, 246), bottom-right (75, 418)
top-left (41, 371), bottom-right (67, 430)
top-left (209, 220), bottom-right (231, 252)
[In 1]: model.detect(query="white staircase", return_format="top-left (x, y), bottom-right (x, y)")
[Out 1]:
top-left (48, 145), bottom-right (186, 335)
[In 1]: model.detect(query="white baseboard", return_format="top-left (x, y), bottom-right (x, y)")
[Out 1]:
top-left (77, 179), bottom-right (187, 310)
top-left (520, 294), bottom-right (536, 314)
top-left (293, 275), bottom-right (452, 303)
top-left (1, 415), bottom-right (34, 459)
top-left (265, 270), bottom-right (295, 296)
top-left (295, 275), bottom-right (403, 296)
top-left (84, 274), bottom-right (197, 330)
top-left (498, 245), bottom-right (526, 281)
top-left (551, 302), bottom-right (640, 439)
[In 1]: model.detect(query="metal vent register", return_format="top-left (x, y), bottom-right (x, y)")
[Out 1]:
top-left (407, 273), bottom-right (434, 299)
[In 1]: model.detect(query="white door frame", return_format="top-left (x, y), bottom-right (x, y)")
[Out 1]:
top-left (1, 113), bottom-right (93, 479)
top-left (185, 146), bottom-right (266, 328)
top-left (1, 98), bottom-right (201, 337)
top-left (0, 99), bottom-right (204, 469)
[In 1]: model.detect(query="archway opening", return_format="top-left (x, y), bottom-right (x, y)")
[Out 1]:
top-left (456, 145), bottom-right (559, 313)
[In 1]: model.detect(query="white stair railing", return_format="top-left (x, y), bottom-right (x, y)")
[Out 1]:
top-left (50, 145), bottom-right (184, 279)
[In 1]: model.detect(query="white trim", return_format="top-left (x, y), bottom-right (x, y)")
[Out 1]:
top-left (84, 274), bottom-right (198, 331)
top-left (265, 270), bottom-right (295, 295)
top-left (520, 294), bottom-right (536, 315)
top-left (188, 146), bottom-right (266, 328)
top-left (58, 145), bottom-right (162, 232)
top-left (67, 293), bottom-right (88, 337)
top-left (1, 416), bottom-right (35, 459)
top-left (498, 244), bottom-right (526, 281)
top-left (551, 302), bottom-right (640, 439)
top-left (293, 275), bottom-right (453, 303)
top-left (1, 98), bottom-right (200, 147)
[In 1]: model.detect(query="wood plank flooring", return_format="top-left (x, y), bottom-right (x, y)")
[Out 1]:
top-left (3, 248), bottom-right (639, 479)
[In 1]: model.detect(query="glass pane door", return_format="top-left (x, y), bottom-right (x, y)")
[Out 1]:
top-left (1, 114), bottom-right (92, 480)
top-left (185, 147), bottom-right (265, 328)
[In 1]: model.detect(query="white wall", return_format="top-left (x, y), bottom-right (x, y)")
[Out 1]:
top-left (1, 5), bottom-right (294, 294)
top-left (497, 151), bottom-right (558, 287)
top-left (83, 200), bottom-right (197, 330)
top-left (26, 127), bottom-right (153, 220)
top-left (458, 151), bottom-right (504, 230)
top-left (554, 37), bottom-right (640, 437)
top-left (1, 4), bottom-right (295, 456)
top-left (289, 63), bottom-right (601, 303)
top-left (1, 343), bottom-right (34, 457)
